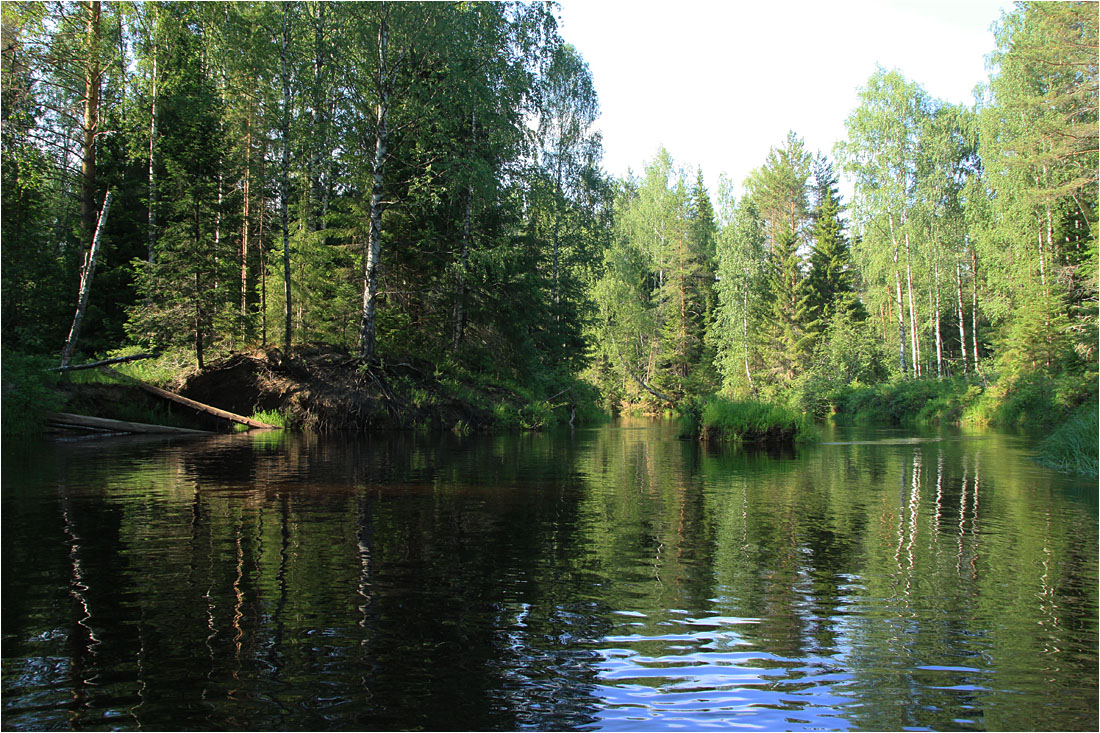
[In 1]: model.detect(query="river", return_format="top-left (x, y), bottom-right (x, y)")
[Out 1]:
top-left (2, 420), bottom-right (1096, 730)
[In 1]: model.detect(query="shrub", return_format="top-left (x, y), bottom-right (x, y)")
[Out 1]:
top-left (696, 396), bottom-right (817, 444)
top-left (1, 350), bottom-right (63, 436)
top-left (1034, 403), bottom-right (1099, 477)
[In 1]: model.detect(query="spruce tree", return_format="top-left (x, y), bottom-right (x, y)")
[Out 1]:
top-left (764, 229), bottom-right (813, 384)
top-left (805, 156), bottom-right (859, 335)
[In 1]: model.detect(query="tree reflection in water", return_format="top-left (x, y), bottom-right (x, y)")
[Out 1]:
top-left (2, 423), bottom-right (1096, 730)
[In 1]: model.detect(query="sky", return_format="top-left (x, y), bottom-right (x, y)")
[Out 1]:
top-left (555, 0), bottom-right (1014, 202)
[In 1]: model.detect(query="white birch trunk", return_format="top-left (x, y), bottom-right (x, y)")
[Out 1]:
top-left (970, 249), bottom-right (980, 371)
top-left (359, 12), bottom-right (391, 362)
top-left (955, 257), bottom-right (967, 376)
top-left (904, 224), bottom-right (919, 377)
top-left (61, 190), bottom-right (113, 367)
top-left (888, 213), bottom-right (907, 376)
top-left (147, 22), bottom-right (158, 262)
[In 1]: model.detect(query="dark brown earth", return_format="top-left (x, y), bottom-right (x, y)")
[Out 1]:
top-left (55, 345), bottom-right (563, 433)
top-left (177, 346), bottom-right (500, 431)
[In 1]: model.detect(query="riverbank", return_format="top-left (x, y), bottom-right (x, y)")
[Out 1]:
top-left (824, 373), bottom-right (1096, 430)
top-left (821, 374), bottom-right (1098, 476)
top-left (3, 346), bottom-right (603, 436)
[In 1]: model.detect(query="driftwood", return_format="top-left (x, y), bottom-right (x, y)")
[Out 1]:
top-left (50, 351), bottom-right (161, 373)
top-left (47, 412), bottom-right (213, 435)
top-left (100, 366), bottom-right (281, 430)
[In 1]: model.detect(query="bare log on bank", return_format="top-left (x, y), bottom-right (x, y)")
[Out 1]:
top-left (100, 366), bottom-right (282, 430)
top-left (47, 412), bottom-right (213, 435)
top-left (50, 352), bottom-right (162, 373)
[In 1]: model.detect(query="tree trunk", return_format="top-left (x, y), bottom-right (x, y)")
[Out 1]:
top-left (359, 10), bottom-right (391, 362)
top-left (552, 143), bottom-right (563, 316)
top-left (452, 180), bottom-right (473, 349)
top-left (933, 240), bottom-right (942, 379)
top-left (241, 111), bottom-right (251, 324)
top-left (742, 292), bottom-right (754, 395)
top-left (904, 225), bottom-right (919, 377)
top-left (257, 124), bottom-right (268, 348)
top-left (280, 4), bottom-right (293, 352)
top-left (360, 104), bottom-right (387, 362)
top-left (214, 168), bottom-right (224, 286)
top-left (147, 9), bottom-right (158, 262)
top-left (932, 286), bottom-right (942, 379)
top-left (80, 0), bottom-right (103, 241)
top-left (970, 248), bottom-right (980, 371)
top-left (60, 189), bottom-right (113, 368)
top-left (955, 256), bottom-right (968, 376)
top-left (679, 233), bottom-right (687, 380)
top-left (195, 270), bottom-right (205, 371)
top-left (453, 111), bottom-right (475, 349)
top-left (888, 213), bottom-right (907, 376)
top-left (309, 1), bottom-right (329, 237)
top-left (1036, 213), bottom-right (1048, 293)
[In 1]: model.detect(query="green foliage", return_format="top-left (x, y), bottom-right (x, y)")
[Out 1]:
top-left (792, 301), bottom-right (893, 417)
top-left (249, 409), bottom-right (288, 428)
top-left (1034, 403), bottom-right (1099, 477)
top-left (108, 346), bottom-right (196, 387)
top-left (829, 378), bottom-right (973, 426)
top-left (2, 0), bottom-right (1095, 432)
top-left (694, 396), bottom-right (817, 445)
top-left (1, 351), bottom-right (63, 436)
top-left (805, 156), bottom-right (859, 333)
top-left (964, 371), bottom-right (1097, 430)
top-left (827, 368), bottom-right (1096, 432)
top-left (593, 149), bottom-right (714, 408)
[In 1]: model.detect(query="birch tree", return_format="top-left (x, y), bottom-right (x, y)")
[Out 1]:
top-left (838, 69), bottom-right (933, 377)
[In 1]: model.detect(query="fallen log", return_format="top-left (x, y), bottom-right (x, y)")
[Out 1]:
top-left (47, 412), bottom-right (213, 435)
top-left (100, 366), bottom-right (282, 430)
top-left (49, 351), bottom-right (161, 373)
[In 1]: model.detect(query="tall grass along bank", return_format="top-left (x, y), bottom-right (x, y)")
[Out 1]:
top-left (1034, 404), bottom-right (1099, 477)
top-left (683, 397), bottom-right (817, 445)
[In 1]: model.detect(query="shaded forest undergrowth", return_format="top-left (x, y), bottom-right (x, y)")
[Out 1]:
top-left (7, 346), bottom-right (603, 435)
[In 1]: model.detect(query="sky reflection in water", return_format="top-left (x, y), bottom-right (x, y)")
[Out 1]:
top-left (2, 421), bottom-right (1096, 731)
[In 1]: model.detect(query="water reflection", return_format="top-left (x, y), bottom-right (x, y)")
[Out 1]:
top-left (2, 422), bottom-right (1096, 730)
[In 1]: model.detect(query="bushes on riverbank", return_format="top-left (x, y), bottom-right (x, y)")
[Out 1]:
top-left (1, 350), bottom-right (63, 436)
top-left (1034, 404), bottom-right (1099, 477)
top-left (827, 372), bottom-right (1096, 431)
top-left (828, 378), bottom-right (978, 426)
top-left (682, 396), bottom-right (817, 445)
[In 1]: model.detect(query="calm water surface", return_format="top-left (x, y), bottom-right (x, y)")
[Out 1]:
top-left (2, 420), bottom-right (1097, 731)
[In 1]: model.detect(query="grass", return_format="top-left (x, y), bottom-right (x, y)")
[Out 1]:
top-left (107, 347), bottom-right (196, 387)
top-left (685, 396), bottom-right (817, 445)
top-left (1034, 403), bottom-right (1099, 477)
top-left (827, 371), bottom-right (1096, 431)
top-left (249, 408), bottom-right (287, 427)
top-left (233, 409), bottom-right (290, 432)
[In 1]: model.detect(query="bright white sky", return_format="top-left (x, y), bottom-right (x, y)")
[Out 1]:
top-left (556, 0), bottom-right (1013, 202)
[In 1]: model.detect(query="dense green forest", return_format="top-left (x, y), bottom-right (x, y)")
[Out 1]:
top-left (2, 1), bottom-right (1096, 435)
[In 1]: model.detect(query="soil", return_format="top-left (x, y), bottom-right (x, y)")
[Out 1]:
top-left (173, 345), bottom-right (509, 432)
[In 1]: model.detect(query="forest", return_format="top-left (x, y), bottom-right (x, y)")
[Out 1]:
top-left (1, 1), bottom-right (1097, 445)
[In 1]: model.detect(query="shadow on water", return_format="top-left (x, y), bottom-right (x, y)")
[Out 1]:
top-left (2, 420), bottom-right (1097, 730)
